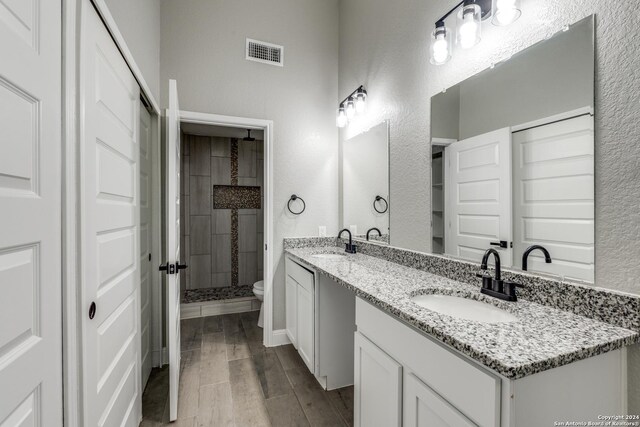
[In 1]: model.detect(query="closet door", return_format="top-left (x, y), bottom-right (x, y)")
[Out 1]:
top-left (512, 114), bottom-right (594, 281)
top-left (139, 104), bottom-right (153, 389)
top-left (0, 0), bottom-right (63, 424)
top-left (80, 3), bottom-right (142, 426)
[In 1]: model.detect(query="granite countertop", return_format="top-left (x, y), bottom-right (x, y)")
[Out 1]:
top-left (285, 246), bottom-right (639, 380)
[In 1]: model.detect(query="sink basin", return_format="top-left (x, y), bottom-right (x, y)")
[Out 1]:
top-left (312, 253), bottom-right (346, 260)
top-left (411, 294), bottom-right (518, 323)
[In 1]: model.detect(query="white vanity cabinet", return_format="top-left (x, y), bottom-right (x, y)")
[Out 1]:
top-left (355, 297), bottom-right (627, 427)
top-left (285, 257), bottom-right (315, 371)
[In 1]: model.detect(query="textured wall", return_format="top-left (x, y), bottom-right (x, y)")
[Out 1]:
top-left (339, 0), bottom-right (640, 412)
top-left (103, 0), bottom-right (161, 102)
top-left (161, 0), bottom-right (339, 330)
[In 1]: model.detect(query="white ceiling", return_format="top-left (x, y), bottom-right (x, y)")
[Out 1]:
top-left (181, 123), bottom-right (264, 139)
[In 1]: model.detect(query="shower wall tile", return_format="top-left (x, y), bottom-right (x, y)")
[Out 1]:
top-left (190, 176), bottom-right (211, 214)
top-left (238, 177), bottom-right (257, 187)
top-left (184, 195), bottom-right (190, 232)
top-left (256, 140), bottom-right (263, 160)
top-left (211, 136), bottom-right (231, 157)
top-left (189, 254), bottom-right (211, 289)
top-left (213, 210), bottom-right (231, 234)
top-left (238, 214), bottom-right (257, 252)
top-left (238, 140), bottom-right (256, 178)
top-left (212, 234), bottom-right (232, 272)
top-left (211, 157), bottom-right (231, 186)
top-left (183, 133), bottom-right (190, 156)
top-left (257, 232), bottom-right (264, 272)
top-left (238, 252), bottom-right (257, 286)
top-left (190, 135), bottom-right (211, 175)
top-left (190, 216), bottom-right (211, 254)
top-left (256, 162), bottom-right (263, 187)
top-left (212, 272), bottom-right (232, 288)
top-left (182, 157), bottom-right (190, 195)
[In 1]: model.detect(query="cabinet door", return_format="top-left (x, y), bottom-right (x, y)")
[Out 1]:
top-left (404, 373), bottom-right (475, 427)
top-left (285, 276), bottom-right (298, 348)
top-left (354, 332), bottom-right (402, 427)
top-left (297, 283), bottom-right (314, 371)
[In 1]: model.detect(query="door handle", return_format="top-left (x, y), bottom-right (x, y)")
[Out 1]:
top-left (490, 240), bottom-right (509, 249)
top-left (176, 262), bottom-right (188, 271)
top-left (159, 262), bottom-right (169, 272)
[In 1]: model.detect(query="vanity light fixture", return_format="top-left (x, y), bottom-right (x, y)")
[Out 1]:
top-left (336, 85), bottom-right (367, 128)
top-left (430, 0), bottom-right (521, 65)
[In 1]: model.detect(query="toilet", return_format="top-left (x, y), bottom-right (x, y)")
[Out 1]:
top-left (253, 280), bottom-right (264, 328)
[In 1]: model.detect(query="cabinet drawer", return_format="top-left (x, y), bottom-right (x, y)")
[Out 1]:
top-left (356, 298), bottom-right (500, 427)
top-left (286, 257), bottom-right (314, 292)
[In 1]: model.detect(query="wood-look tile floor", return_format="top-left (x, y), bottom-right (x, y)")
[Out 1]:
top-left (140, 311), bottom-right (354, 427)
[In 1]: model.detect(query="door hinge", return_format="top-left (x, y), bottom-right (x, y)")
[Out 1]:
top-left (148, 253), bottom-right (151, 261)
top-left (265, 244), bottom-right (267, 251)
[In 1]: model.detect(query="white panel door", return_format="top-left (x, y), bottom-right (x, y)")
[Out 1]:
top-left (80, 3), bottom-right (141, 426)
top-left (446, 128), bottom-right (512, 266)
top-left (404, 373), bottom-right (475, 427)
top-left (139, 104), bottom-right (153, 389)
top-left (354, 332), bottom-right (402, 427)
top-left (165, 79), bottom-right (182, 422)
top-left (0, 0), bottom-right (62, 425)
top-left (513, 115), bottom-right (594, 281)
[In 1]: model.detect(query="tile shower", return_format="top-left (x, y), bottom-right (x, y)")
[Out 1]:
top-left (180, 133), bottom-right (264, 303)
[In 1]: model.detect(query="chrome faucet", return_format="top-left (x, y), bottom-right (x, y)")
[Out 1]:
top-left (366, 227), bottom-right (382, 241)
top-left (478, 248), bottom-right (523, 302)
top-left (522, 245), bottom-right (552, 271)
top-left (338, 229), bottom-right (357, 254)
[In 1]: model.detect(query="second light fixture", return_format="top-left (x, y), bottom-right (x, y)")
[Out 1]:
top-left (336, 85), bottom-right (367, 128)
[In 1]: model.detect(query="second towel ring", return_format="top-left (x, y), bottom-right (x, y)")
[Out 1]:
top-left (288, 195), bottom-right (306, 215)
top-left (373, 195), bottom-right (388, 214)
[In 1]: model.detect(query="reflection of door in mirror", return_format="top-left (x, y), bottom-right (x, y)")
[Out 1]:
top-left (444, 128), bottom-right (513, 267)
top-left (342, 121), bottom-right (390, 243)
top-left (512, 113), bottom-right (594, 282)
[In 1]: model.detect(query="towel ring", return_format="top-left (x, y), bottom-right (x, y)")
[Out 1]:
top-left (288, 195), bottom-right (306, 215)
top-left (373, 196), bottom-right (388, 214)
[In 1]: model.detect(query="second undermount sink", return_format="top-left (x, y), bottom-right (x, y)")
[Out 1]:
top-left (411, 294), bottom-right (518, 323)
top-left (312, 253), bottom-right (347, 260)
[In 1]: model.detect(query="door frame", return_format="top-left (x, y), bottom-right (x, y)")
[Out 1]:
top-left (62, 0), bottom-right (162, 425)
top-left (178, 109), bottom-right (276, 347)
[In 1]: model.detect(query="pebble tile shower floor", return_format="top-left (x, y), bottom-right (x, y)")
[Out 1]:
top-left (140, 311), bottom-right (354, 426)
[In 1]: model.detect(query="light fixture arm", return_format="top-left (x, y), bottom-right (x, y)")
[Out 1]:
top-left (338, 85), bottom-right (367, 108)
top-left (434, 0), bottom-right (491, 25)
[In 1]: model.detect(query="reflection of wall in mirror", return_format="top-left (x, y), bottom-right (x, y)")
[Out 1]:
top-left (342, 122), bottom-right (389, 237)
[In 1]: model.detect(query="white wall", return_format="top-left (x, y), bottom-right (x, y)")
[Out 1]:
top-left (339, 0), bottom-right (640, 411)
top-left (160, 0), bottom-right (339, 330)
top-left (103, 0), bottom-right (161, 102)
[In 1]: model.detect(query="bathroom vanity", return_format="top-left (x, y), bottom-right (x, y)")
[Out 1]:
top-left (284, 242), bottom-right (637, 427)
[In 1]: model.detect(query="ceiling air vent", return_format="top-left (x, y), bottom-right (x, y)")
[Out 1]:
top-left (246, 38), bottom-right (284, 67)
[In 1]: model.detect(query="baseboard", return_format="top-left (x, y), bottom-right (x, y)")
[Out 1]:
top-left (181, 296), bottom-right (261, 319)
top-left (269, 329), bottom-right (291, 347)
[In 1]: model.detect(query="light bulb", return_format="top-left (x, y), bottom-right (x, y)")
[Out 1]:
top-left (430, 22), bottom-right (451, 65)
top-left (336, 107), bottom-right (347, 128)
top-left (346, 98), bottom-right (356, 120)
top-left (432, 37), bottom-right (449, 64)
top-left (492, 0), bottom-right (521, 26)
top-left (459, 13), bottom-right (479, 48)
top-left (457, 3), bottom-right (481, 49)
top-left (355, 90), bottom-right (366, 114)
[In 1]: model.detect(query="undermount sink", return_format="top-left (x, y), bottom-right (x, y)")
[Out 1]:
top-left (411, 294), bottom-right (518, 323)
top-left (312, 253), bottom-right (347, 260)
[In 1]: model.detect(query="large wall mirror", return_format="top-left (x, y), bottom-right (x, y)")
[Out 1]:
top-left (430, 16), bottom-right (595, 282)
top-left (341, 121), bottom-right (390, 244)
